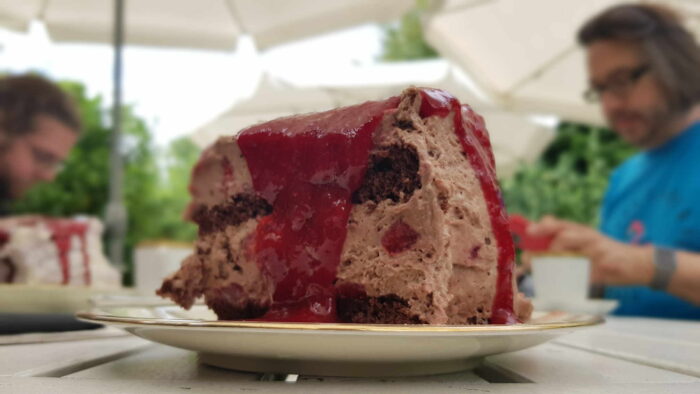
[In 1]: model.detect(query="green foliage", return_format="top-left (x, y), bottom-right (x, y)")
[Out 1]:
top-left (144, 137), bottom-right (199, 243)
top-left (379, 0), bottom-right (439, 61)
top-left (501, 122), bottom-right (637, 227)
top-left (12, 78), bottom-right (200, 283)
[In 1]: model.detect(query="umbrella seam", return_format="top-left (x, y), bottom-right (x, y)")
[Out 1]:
top-left (224, 0), bottom-right (245, 34)
top-left (507, 44), bottom-right (578, 100)
top-left (38, 0), bottom-right (49, 21)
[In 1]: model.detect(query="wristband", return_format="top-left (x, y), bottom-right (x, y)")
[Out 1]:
top-left (650, 247), bottom-right (677, 291)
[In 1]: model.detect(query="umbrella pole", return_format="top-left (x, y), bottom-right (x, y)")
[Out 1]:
top-left (106, 0), bottom-right (127, 275)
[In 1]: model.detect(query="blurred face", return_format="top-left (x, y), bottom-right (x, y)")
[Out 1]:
top-left (0, 115), bottom-right (78, 199)
top-left (586, 39), bottom-right (674, 148)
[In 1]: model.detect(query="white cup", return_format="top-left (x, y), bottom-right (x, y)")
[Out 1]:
top-left (134, 242), bottom-right (193, 295)
top-left (532, 255), bottom-right (590, 304)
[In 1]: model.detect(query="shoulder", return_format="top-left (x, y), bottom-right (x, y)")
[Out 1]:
top-left (609, 152), bottom-right (645, 186)
top-left (686, 122), bottom-right (700, 137)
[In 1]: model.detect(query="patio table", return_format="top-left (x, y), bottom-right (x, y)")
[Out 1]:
top-left (1, 316), bottom-right (698, 393)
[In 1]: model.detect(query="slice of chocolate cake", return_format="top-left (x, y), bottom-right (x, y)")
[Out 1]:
top-left (158, 87), bottom-right (531, 324)
top-left (0, 216), bottom-right (120, 287)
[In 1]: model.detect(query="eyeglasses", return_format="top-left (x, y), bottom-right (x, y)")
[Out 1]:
top-left (583, 64), bottom-right (650, 103)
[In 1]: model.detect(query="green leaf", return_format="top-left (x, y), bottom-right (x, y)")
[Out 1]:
top-left (379, 0), bottom-right (439, 62)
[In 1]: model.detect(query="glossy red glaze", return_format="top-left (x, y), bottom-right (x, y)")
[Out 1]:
top-left (46, 220), bottom-right (90, 285)
top-left (419, 88), bottom-right (516, 324)
top-left (234, 88), bottom-right (514, 324)
top-left (238, 98), bottom-right (400, 322)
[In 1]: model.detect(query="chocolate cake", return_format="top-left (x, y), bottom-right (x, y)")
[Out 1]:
top-left (158, 87), bottom-right (532, 324)
top-left (0, 216), bottom-right (120, 287)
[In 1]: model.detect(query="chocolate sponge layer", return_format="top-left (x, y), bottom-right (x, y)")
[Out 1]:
top-left (193, 194), bottom-right (272, 235)
top-left (352, 144), bottom-right (421, 205)
top-left (337, 293), bottom-right (489, 324)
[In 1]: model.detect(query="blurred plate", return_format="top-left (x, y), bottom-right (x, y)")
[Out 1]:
top-left (77, 304), bottom-right (603, 377)
top-left (531, 298), bottom-right (619, 315)
top-left (0, 284), bottom-right (135, 314)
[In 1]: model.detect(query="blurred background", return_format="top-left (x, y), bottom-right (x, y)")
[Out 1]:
top-left (4, 0), bottom-right (688, 284)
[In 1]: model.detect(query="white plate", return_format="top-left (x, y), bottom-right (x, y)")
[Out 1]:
top-left (77, 305), bottom-right (603, 377)
top-left (0, 284), bottom-right (135, 314)
top-left (530, 298), bottom-right (619, 316)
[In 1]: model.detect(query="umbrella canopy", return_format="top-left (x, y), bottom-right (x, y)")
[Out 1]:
top-left (191, 64), bottom-right (555, 178)
top-left (424, 0), bottom-right (700, 126)
top-left (0, 0), bottom-right (416, 267)
top-left (0, 0), bottom-right (415, 50)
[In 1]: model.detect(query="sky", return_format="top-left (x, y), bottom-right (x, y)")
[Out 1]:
top-left (0, 21), bottom-right (387, 146)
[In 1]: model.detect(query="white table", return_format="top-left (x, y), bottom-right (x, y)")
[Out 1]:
top-left (1, 317), bottom-right (698, 393)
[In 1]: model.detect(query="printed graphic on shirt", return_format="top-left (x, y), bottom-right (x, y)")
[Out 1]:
top-left (627, 220), bottom-right (645, 245)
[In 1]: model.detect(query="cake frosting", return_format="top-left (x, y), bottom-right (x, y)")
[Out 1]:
top-left (0, 216), bottom-right (120, 287)
top-left (158, 87), bottom-right (532, 324)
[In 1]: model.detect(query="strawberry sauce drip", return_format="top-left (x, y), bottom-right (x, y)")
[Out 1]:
top-left (418, 88), bottom-right (516, 324)
top-left (0, 230), bottom-right (9, 247)
top-left (238, 98), bottom-right (400, 322)
top-left (47, 220), bottom-right (90, 285)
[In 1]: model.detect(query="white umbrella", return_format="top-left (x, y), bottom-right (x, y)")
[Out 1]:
top-left (0, 0), bottom-right (416, 50)
top-left (191, 63), bottom-right (555, 178)
top-left (0, 0), bottom-right (416, 267)
top-left (192, 75), bottom-right (337, 146)
top-left (424, 0), bottom-right (700, 126)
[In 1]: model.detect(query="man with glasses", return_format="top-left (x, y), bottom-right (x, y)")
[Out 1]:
top-left (0, 74), bottom-right (80, 213)
top-left (527, 4), bottom-right (700, 318)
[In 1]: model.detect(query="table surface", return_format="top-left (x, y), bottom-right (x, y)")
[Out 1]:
top-left (1, 316), bottom-right (698, 393)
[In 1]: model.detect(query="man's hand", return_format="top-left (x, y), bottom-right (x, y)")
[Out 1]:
top-left (527, 215), bottom-right (654, 286)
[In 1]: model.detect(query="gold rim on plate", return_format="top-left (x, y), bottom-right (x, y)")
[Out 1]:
top-left (75, 310), bottom-right (604, 332)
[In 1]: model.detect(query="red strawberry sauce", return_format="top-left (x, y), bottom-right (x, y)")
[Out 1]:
top-left (237, 89), bottom-right (515, 324)
top-left (238, 98), bottom-right (399, 322)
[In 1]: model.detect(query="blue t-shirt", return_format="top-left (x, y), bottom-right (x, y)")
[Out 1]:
top-left (600, 122), bottom-right (700, 319)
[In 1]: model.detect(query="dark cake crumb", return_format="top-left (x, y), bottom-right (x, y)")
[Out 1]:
top-left (351, 145), bottom-right (421, 204)
top-left (157, 278), bottom-right (201, 309)
top-left (205, 283), bottom-right (268, 320)
top-left (207, 298), bottom-right (267, 320)
top-left (337, 293), bottom-right (425, 324)
top-left (394, 120), bottom-right (414, 130)
top-left (193, 194), bottom-right (272, 235)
